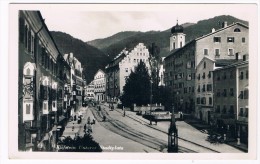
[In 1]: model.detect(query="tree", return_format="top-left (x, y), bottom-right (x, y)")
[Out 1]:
top-left (121, 61), bottom-right (151, 107)
top-left (148, 43), bottom-right (162, 104)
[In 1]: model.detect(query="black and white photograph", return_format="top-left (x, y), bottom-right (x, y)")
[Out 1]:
top-left (4, 2), bottom-right (259, 161)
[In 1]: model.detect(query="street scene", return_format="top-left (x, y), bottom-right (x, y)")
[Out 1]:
top-left (17, 4), bottom-right (250, 153)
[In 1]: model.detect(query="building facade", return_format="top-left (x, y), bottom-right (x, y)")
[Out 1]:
top-left (105, 43), bottom-right (150, 102)
top-left (164, 21), bottom-right (249, 114)
top-left (85, 80), bottom-right (95, 101)
top-left (18, 11), bottom-right (71, 151)
top-left (213, 59), bottom-right (248, 143)
top-left (93, 69), bottom-right (106, 102)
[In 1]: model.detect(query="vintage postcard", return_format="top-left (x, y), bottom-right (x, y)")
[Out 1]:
top-left (8, 2), bottom-right (258, 160)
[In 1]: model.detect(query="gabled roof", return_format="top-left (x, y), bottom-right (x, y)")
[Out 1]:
top-left (214, 60), bottom-right (248, 71)
top-left (196, 22), bottom-right (248, 41)
top-left (94, 69), bottom-right (105, 77)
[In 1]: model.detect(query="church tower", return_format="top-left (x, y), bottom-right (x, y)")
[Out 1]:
top-left (170, 20), bottom-right (186, 51)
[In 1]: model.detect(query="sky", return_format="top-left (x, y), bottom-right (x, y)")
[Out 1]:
top-left (23, 4), bottom-right (257, 42)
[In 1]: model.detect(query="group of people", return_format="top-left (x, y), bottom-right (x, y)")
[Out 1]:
top-left (83, 116), bottom-right (96, 133)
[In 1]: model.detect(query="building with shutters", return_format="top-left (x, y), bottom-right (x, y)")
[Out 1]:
top-left (18, 10), bottom-right (71, 151)
top-left (105, 43), bottom-right (151, 103)
top-left (164, 21), bottom-right (248, 114)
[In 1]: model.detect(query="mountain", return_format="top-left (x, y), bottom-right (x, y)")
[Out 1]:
top-left (88, 15), bottom-right (248, 59)
top-left (87, 31), bottom-right (142, 50)
top-left (51, 31), bottom-right (110, 84)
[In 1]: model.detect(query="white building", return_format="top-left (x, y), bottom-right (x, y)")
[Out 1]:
top-left (85, 80), bottom-right (95, 101)
top-left (93, 69), bottom-right (106, 102)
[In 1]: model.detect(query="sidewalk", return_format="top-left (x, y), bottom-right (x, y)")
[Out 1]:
top-left (110, 106), bottom-right (244, 153)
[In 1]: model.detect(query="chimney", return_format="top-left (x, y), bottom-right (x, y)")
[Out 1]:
top-left (222, 21), bottom-right (228, 28)
top-left (211, 28), bottom-right (215, 33)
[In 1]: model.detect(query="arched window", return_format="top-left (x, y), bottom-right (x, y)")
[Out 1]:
top-left (234, 28), bottom-right (241, 32)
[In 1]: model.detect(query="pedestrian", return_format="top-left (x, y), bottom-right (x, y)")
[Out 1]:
top-left (87, 116), bottom-right (91, 124)
top-left (92, 118), bottom-right (96, 124)
top-left (84, 124), bottom-right (87, 132)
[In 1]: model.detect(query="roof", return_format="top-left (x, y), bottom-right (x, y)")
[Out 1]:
top-left (165, 40), bottom-right (195, 60)
top-left (214, 60), bottom-right (248, 71)
top-left (196, 22), bottom-right (249, 41)
top-left (215, 59), bottom-right (242, 67)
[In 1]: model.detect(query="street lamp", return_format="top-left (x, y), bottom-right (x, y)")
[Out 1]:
top-left (150, 80), bottom-right (153, 125)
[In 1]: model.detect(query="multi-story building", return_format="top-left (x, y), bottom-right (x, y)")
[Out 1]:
top-left (93, 69), bottom-right (106, 102)
top-left (64, 53), bottom-right (84, 116)
top-left (105, 43), bottom-right (150, 102)
top-left (18, 11), bottom-right (70, 151)
top-left (213, 58), bottom-right (248, 143)
top-left (164, 21), bottom-right (248, 114)
top-left (85, 80), bottom-right (95, 101)
top-left (195, 57), bottom-right (239, 124)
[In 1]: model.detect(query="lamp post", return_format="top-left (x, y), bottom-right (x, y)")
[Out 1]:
top-left (168, 106), bottom-right (178, 152)
top-left (150, 80), bottom-right (153, 125)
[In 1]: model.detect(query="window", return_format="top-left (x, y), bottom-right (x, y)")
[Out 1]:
top-left (208, 71), bottom-right (212, 78)
top-left (229, 105), bottom-right (234, 114)
top-left (184, 88), bottom-right (187, 93)
top-left (215, 49), bottom-right (220, 56)
top-left (239, 91), bottom-right (244, 99)
top-left (125, 68), bottom-right (128, 72)
top-left (187, 61), bottom-right (191, 68)
top-left (207, 84), bottom-right (212, 91)
top-left (202, 72), bottom-right (206, 79)
top-left (223, 89), bottom-right (227, 97)
top-left (214, 37), bottom-right (221, 42)
top-left (204, 49), bottom-right (208, 55)
top-left (234, 28), bottom-right (241, 32)
top-left (26, 104), bottom-right (30, 114)
top-left (244, 108), bottom-right (248, 117)
top-left (203, 62), bottom-right (206, 69)
top-left (240, 71), bottom-right (244, 80)
top-left (239, 108), bottom-right (244, 116)
top-left (197, 97), bottom-right (200, 104)
top-left (222, 105), bottom-right (227, 114)
top-left (244, 89), bottom-right (249, 99)
top-left (197, 85), bottom-right (200, 92)
top-left (173, 43), bottom-right (175, 49)
top-left (246, 70), bottom-right (248, 79)
top-left (187, 74), bottom-right (192, 81)
top-left (202, 84), bottom-right (206, 92)
top-left (228, 49), bottom-right (234, 56)
top-left (230, 88), bottom-right (234, 96)
top-left (180, 42), bottom-right (183, 48)
top-left (242, 37), bottom-right (246, 43)
top-left (209, 97), bottom-right (212, 105)
top-left (230, 71), bottom-right (234, 79)
top-left (201, 97), bottom-right (206, 105)
top-left (197, 74), bottom-right (200, 80)
top-left (227, 37), bottom-right (235, 43)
